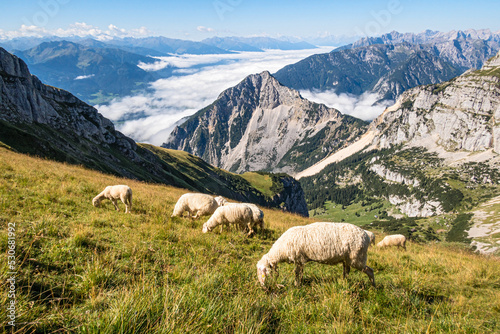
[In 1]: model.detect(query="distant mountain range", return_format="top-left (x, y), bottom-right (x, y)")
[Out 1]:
top-left (201, 36), bottom-right (317, 52)
top-left (274, 29), bottom-right (500, 103)
top-left (13, 40), bottom-right (169, 105)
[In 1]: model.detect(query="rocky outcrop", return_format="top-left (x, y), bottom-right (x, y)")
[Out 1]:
top-left (369, 164), bottom-right (420, 187)
top-left (370, 50), bottom-right (500, 155)
top-left (164, 71), bottom-right (368, 174)
top-left (388, 195), bottom-right (444, 217)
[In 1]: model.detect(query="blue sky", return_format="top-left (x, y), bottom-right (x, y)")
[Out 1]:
top-left (1, 0), bottom-right (500, 41)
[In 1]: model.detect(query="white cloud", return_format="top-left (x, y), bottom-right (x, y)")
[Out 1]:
top-left (74, 74), bottom-right (95, 80)
top-left (97, 47), bottom-right (333, 145)
top-left (197, 26), bottom-right (215, 33)
top-left (0, 22), bottom-right (151, 40)
top-left (299, 89), bottom-right (394, 121)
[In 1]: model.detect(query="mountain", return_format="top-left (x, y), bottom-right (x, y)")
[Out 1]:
top-left (339, 29), bottom-right (500, 69)
top-left (274, 29), bottom-right (500, 102)
top-left (369, 50), bottom-right (500, 156)
top-left (13, 41), bottom-right (170, 104)
top-left (105, 36), bottom-right (231, 55)
top-left (0, 47), bottom-right (308, 216)
top-left (201, 36), bottom-right (317, 52)
top-left (163, 71), bottom-right (368, 174)
top-left (274, 43), bottom-right (463, 101)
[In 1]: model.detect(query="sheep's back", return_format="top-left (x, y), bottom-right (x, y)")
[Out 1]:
top-left (273, 223), bottom-right (370, 268)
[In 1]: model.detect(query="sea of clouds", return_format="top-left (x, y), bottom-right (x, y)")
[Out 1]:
top-left (97, 46), bottom-right (391, 145)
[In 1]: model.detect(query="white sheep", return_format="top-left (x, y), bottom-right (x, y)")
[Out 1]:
top-left (256, 222), bottom-right (375, 287)
top-left (376, 234), bottom-right (406, 250)
top-left (224, 202), bottom-right (265, 231)
top-left (364, 230), bottom-right (376, 245)
top-left (92, 185), bottom-right (132, 213)
top-left (202, 204), bottom-right (254, 236)
top-left (171, 193), bottom-right (220, 219)
top-left (214, 196), bottom-right (227, 206)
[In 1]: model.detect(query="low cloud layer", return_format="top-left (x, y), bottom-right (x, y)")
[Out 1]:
top-left (299, 90), bottom-right (394, 121)
top-left (97, 47), bottom-right (332, 145)
top-left (0, 22), bottom-right (150, 41)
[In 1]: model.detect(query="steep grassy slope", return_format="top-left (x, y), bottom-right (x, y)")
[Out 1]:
top-left (1, 147), bottom-right (499, 333)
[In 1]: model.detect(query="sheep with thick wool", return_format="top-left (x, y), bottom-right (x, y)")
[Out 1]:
top-left (257, 222), bottom-right (375, 287)
top-left (171, 193), bottom-right (220, 219)
top-left (364, 230), bottom-right (376, 246)
top-left (223, 202), bottom-right (265, 231)
top-left (92, 185), bottom-right (132, 213)
top-left (202, 204), bottom-right (254, 236)
top-left (377, 234), bottom-right (406, 250)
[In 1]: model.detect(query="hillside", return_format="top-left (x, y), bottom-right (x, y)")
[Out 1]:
top-left (164, 71), bottom-right (368, 174)
top-left (0, 47), bottom-right (308, 215)
top-left (0, 147), bottom-right (499, 333)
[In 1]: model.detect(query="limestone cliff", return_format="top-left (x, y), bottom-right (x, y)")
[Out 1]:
top-left (371, 50), bottom-right (500, 155)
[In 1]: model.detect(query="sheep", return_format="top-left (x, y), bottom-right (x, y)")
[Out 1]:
top-left (376, 234), bottom-right (406, 250)
top-left (214, 196), bottom-right (227, 206)
top-left (223, 202), bottom-right (265, 231)
top-left (256, 222), bottom-right (375, 288)
top-left (202, 204), bottom-right (254, 236)
top-left (92, 185), bottom-right (132, 213)
top-left (171, 193), bottom-right (220, 219)
top-left (364, 230), bottom-right (376, 246)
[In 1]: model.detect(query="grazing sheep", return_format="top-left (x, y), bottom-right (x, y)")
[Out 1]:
top-left (202, 204), bottom-right (254, 236)
top-left (92, 185), bottom-right (132, 213)
top-left (256, 222), bottom-right (375, 287)
top-left (364, 230), bottom-right (376, 245)
top-left (377, 234), bottom-right (406, 250)
top-left (171, 193), bottom-right (219, 219)
top-left (224, 202), bottom-right (265, 231)
top-left (214, 196), bottom-right (227, 206)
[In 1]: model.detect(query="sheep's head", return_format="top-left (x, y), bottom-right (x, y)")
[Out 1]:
top-left (202, 223), bottom-right (210, 233)
top-left (256, 256), bottom-right (272, 287)
top-left (214, 196), bottom-right (227, 206)
top-left (92, 197), bottom-right (101, 207)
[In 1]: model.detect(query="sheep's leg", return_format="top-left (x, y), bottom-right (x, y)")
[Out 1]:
top-left (246, 223), bottom-right (254, 237)
top-left (111, 199), bottom-right (120, 211)
top-left (362, 266), bottom-right (375, 287)
top-left (294, 264), bottom-right (304, 287)
top-left (342, 262), bottom-right (351, 279)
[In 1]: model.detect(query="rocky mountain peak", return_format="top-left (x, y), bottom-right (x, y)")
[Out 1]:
top-left (164, 71), bottom-right (368, 173)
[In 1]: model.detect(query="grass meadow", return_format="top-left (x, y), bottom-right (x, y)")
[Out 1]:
top-left (1, 147), bottom-right (500, 333)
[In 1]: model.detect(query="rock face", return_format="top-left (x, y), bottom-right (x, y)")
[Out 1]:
top-left (370, 50), bottom-right (500, 154)
top-left (164, 71), bottom-right (368, 174)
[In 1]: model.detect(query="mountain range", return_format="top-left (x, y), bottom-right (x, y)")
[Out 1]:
top-left (274, 29), bottom-right (500, 103)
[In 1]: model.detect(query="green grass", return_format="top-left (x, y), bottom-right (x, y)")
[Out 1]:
top-left (240, 172), bottom-right (274, 198)
top-left (1, 147), bottom-right (500, 333)
top-left (310, 200), bottom-right (394, 226)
